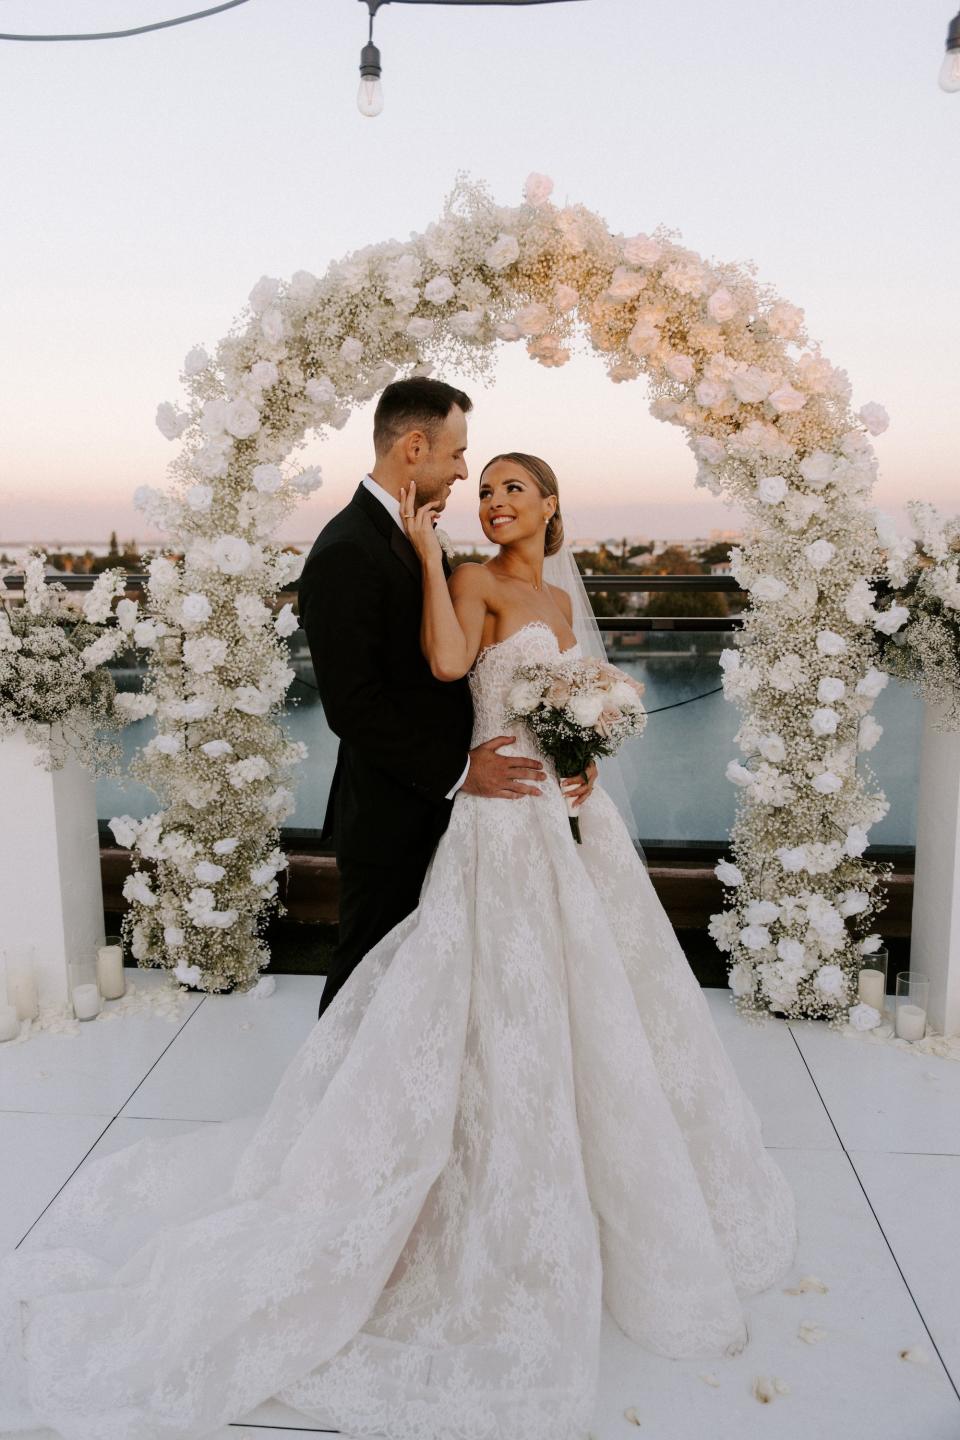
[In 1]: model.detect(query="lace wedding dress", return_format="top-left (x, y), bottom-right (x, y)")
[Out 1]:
top-left (0, 620), bottom-right (797, 1440)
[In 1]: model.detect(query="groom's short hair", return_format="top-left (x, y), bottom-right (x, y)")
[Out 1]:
top-left (373, 377), bottom-right (473, 455)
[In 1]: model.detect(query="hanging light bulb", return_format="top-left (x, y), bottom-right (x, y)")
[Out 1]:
top-left (357, 39), bottom-right (384, 115)
top-left (357, 1), bottom-right (384, 116)
top-left (939, 8), bottom-right (960, 90)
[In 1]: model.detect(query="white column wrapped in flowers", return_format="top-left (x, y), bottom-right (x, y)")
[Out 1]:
top-left (134, 173), bottom-right (904, 1014)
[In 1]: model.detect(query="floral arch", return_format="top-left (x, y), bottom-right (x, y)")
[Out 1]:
top-left (118, 173), bottom-right (903, 1023)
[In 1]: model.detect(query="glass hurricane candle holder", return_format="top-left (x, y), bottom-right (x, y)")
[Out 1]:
top-left (3, 943), bottom-right (39, 1021)
top-left (856, 945), bottom-right (888, 1016)
top-left (894, 970), bottom-right (929, 1042)
top-left (69, 956), bottom-right (102, 1021)
top-left (96, 935), bottom-right (126, 1000)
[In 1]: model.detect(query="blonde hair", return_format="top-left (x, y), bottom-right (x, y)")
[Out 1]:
top-left (479, 452), bottom-right (564, 557)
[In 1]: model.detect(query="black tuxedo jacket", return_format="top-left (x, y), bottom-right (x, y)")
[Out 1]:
top-left (297, 482), bottom-right (474, 866)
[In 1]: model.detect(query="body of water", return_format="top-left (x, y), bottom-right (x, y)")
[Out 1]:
top-left (97, 635), bottom-right (921, 847)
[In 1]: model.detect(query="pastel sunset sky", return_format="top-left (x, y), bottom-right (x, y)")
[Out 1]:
top-left (1, 0), bottom-right (956, 547)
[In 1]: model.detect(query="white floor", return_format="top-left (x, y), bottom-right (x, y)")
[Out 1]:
top-left (3, 970), bottom-right (960, 1440)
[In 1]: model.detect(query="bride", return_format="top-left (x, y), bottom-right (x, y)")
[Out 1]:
top-left (0, 454), bottom-right (798, 1440)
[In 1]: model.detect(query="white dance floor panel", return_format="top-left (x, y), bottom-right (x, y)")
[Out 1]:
top-left (2, 973), bottom-right (959, 1439)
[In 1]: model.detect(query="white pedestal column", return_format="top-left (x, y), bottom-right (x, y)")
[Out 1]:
top-left (909, 702), bottom-right (960, 1037)
top-left (0, 728), bottom-right (105, 1010)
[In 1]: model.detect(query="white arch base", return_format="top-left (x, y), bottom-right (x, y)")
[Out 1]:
top-left (910, 704), bottom-right (960, 1036)
top-left (0, 730), bottom-right (105, 1012)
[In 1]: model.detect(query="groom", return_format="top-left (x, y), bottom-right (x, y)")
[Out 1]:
top-left (297, 377), bottom-right (548, 1019)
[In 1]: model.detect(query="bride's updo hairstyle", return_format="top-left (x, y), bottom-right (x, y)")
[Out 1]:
top-left (480, 452), bottom-right (565, 557)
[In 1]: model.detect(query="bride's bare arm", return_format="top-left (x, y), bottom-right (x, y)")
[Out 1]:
top-left (400, 483), bottom-right (489, 681)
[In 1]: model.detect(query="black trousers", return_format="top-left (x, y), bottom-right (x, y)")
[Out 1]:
top-left (318, 843), bottom-right (436, 1020)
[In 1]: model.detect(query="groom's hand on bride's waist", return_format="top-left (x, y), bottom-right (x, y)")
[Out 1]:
top-left (461, 736), bottom-right (546, 800)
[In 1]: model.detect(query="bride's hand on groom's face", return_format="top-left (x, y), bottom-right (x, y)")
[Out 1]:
top-left (462, 736), bottom-right (547, 800)
top-left (400, 481), bottom-right (443, 565)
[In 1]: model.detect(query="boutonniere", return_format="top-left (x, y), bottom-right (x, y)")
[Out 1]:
top-left (434, 526), bottom-right (455, 559)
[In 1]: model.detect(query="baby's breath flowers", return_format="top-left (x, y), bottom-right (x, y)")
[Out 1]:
top-left (874, 501), bottom-right (960, 729)
top-left (0, 554), bottom-right (128, 771)
top-left (141, 172), bottom-right (896, 1016)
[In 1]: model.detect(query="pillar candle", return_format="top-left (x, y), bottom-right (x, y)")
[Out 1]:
top-left (857, 968), bottom-right (885, 1011)
top-left (72, 983), bottom-right (101, 1021)
top-left (8, 966), bottom-right (39, 1022)
top-left (96, 944), bottom-right (125, 1000)
top-left (895, 1003), bottom-right (927, 1042)
top-left (0, 1004), bottom-right (19, 1042)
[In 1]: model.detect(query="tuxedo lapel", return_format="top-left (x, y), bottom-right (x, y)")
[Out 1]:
top-left (350, 482), bottom-right (421, 585)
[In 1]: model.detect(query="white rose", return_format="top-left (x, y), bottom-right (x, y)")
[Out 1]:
top-left (725, 760), bottom-right (755, 787)
top-left (622, 233), bottom-right (662, 266)
top-left (123, 872), bottom-right (156, 907)
top-left (213, 837), bottom-right (240, 855)
top-left (695, 435), bottom-right (726, 465)
top-left (568, 693), bottom-right (605, 728)
top-left (706, 287), bottom-right (737, 322)
top-left (339, 337), bottom-right (363, 364)
top-left (740, 924), bottom-right (771, 951)
top-left (751, 575), bottom-right (788, 602)
top-left (424, 275), bottom-right (455, 305)
top-left (664, 352), bottom-right (695, 384)
top-left (195, 861), bottom-right (226, 884)
top-left (856, 666), bottom-right (889, 699)
top-left (554, 283), bottom-right (579, 311)
top-left (233, 686), bottom-right (272, 715)
top-left (768, 382), bottom-right (807, 414)
top-left (715, 860), bottom-right (743, 886)
top-left (816, 629), bottom-right (847, 656)
top-left (449, 309), bottom-right (483, 338)
top-left (290, 466), bottom-right (322, 495)
top-left (180, 592), bottom-right (212, 626)
top-left (858, 402), bottom-right (889, 435)
top-left (798, 451), bottom-right (836, 489)
top-left (495, 320), bottom-right (523, 342)
top-left (212, 535), bottom-right (252, 575)
top-left (812, 770), bottom-right (843, 795)
top-left (115, 598), bottom-right (138, 632)
top-left (274, 602), bottom-right (299, 638)
top-left (173, 959), bottom-right (203, 986)
top-left (133, 620), bottom-right (160, 649)
top-left (718, 648), bottom-right (740, 672)
top-left (248, 275), bottom-right (280, 314)
top-left (757, 474), bottom-right (788, 504)
top-left (523, 172), bottom-right (554, 207)
top-left (484, 232), bottom-right (520, 271)
top-left (183, 346), bottom-right (209, 377)
top-left (194, 441), bottom-right (230, 479)
top-left (745, 899), bottom-right (780, 925)
top-left (730, 364), bottom-right (775, 403)
top-left (758, 733), bottom-right (786, 762)
top-left (848, 1002), bottom-right (882, 1031)
top-left (605, 266), bottom-right (647, 302)
top-left (817, 676), bottom-right (845, 703)
top-left (805, 539), bottom-right (836, 570)
top-left (839, 890), bottom-right (870, 917)
top-left (183, 635), bottom-right (228, 673)
top-left (695, 378), bottom-right (729, 409)
top-left (766, 301), bottom-right (804, 338)
top-left (813, 964), bottom-right (847, 1000)
top-left (186, 483), bottom-right (213, 512)
top-left (728, 961), bottom-right (756, 997)
top-left (776, 846), bottom-right (808, 873)
top-left (873, 604), bottom-right (910, 636)
top-left (109, 814), bottom-right (139, 848)
top-left (858, 715), bottom-right (883, 751)
top-left (405, 317), bottom-right (433, 341)
top-left (811, 707), bottom-right (840, 736)
top-left (164, 927), bottom-right (185, 949)
top-left (843, 825), bottom-right (870, 857)
top-left (252, 463), bottom-right (283, 494)
top-left (515, 302), bottom-right (551, 336)
top-left (156, 401), bottom-right (190, 440)
top-left (777, 937), bottom-right (806, 966)
top-left (200, 740), bottom-right (233, 759)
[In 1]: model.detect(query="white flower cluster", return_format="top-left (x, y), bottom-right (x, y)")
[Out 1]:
top-left (874, 501), bottom-right (960, 730)
top-left (0, 554), bottom-right (129, 770)
top-left (142, 172), bottom-right (898, 1015)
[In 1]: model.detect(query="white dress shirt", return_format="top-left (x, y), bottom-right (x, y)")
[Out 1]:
top-left (361, 475), bottom-right (470, 799)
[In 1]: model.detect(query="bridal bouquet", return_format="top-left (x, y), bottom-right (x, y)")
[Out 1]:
top-left (506, 656), bottom-right (646, 842)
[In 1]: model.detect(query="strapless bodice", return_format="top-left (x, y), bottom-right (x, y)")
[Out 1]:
top-left (468, 619), bottom-right (581, 748)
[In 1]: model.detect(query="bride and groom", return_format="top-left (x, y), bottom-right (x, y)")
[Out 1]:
top-left (0, 377), bottom-right (798, 1440)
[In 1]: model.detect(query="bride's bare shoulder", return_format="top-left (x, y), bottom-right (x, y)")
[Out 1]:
top-left (547, 582), bottom-right (573, 622)
top-left (448, 560), bottom-right (495, 597)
